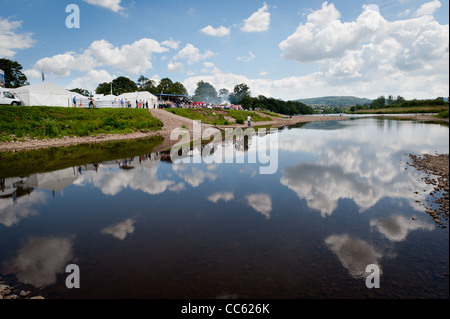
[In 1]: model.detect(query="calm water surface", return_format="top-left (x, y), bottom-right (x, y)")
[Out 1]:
top-left (0, 117), bottom-right (448, 299)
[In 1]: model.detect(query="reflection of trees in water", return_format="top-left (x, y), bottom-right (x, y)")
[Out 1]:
top-left (0, 150), bottom-right (173, 202)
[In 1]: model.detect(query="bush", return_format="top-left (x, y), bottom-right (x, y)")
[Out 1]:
top-left (436, 109), bottom-right (449, 119)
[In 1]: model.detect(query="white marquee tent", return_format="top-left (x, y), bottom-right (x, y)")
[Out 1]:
top-left (12, 83), bottom-right (73, 107)
top-left (118, 92), bottom-right (158, 109)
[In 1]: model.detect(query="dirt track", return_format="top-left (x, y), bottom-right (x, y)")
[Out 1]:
top-left (0, 109), bottom-right (347, 153)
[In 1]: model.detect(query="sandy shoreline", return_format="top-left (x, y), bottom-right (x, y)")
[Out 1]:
top-left (0, 111), bottom-right (347, 153)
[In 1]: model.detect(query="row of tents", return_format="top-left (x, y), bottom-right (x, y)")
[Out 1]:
top-left (9, 82), bottom-right (159, 109)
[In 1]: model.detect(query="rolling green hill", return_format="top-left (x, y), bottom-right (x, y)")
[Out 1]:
top-left (296, 96), bottom-right (372, 108)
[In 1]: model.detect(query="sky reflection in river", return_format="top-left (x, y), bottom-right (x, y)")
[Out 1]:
top-left (0, 117), bottom-right (448, 298)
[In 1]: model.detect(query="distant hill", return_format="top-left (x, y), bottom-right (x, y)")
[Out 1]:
top-left (296, 96), bottom-right (373, 108)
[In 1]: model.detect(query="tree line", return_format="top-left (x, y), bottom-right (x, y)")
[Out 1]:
top-left (93, 76), bottom-right (189, 97)
top-left (350, 95), bottom-right (448, 112)
top-left (91, 76), bottom-right (315, 115)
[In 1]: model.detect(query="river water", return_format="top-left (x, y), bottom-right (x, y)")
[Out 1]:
top-left (0, 117), bottom-right (448, 299)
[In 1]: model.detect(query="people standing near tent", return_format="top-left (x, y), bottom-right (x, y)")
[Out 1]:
top-left (146, 100), bottom-right (149, 109)
top-left (79, 101), bottom-right (83, 108)
top-left (88, 97), bottom-right (94, 108)
top-left (73, 96), bottom-right (77, 108)
top-left (121, 98), bottom-right (124, 108)
top-left (136, 99), bottom-right (138, 108)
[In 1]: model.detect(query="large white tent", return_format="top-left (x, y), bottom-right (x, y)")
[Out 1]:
top-left (12, 83), bottom-right (73, 107)
top-left (118, 92), bottom-right (158, 109)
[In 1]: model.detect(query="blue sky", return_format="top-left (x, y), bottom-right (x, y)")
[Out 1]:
top-left (1, 0), bottom-right (448, 100)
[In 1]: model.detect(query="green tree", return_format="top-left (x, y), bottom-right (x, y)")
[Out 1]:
top-left (387, 95), bottom-right (394, 105)
top-left (0, 58), bottom-right (29, 88)
top-left (230, 83), bottom-right (251, 105)
top-left (137, 75), bottom-right (149, 90)
top-left (137, 75), bottom-right (158, 94)
top-left (69, 88), bottom-right (91, 97)
top-left (192, 81), bottom-right (219, 103)
top-left (171, 82), bottom-right (188, 96)
top-left (113, 77), bottom-right (138, 95)
top-left (95, 82), bottom-right (112, 95)
top-left (396, 95), bottom-right (406, 106)
top-left (156, 78), bottom-right (174, 94)
top-left (95, 77), bottom-right (138, 96)
top-left (240, 95), bottom-right (253, 110)
top-left (371, 96), bottom-right (386, 109)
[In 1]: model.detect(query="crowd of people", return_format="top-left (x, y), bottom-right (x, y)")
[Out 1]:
top-left (71, 95), bottom-right (243, 111)
top-left (158, 100), bottom-right (243, 111)
top-left (113, 98), bottom-right (151, 109)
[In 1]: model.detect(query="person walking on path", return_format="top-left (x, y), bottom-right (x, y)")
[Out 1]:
top-left (247, 115), bottom-right (252, 127)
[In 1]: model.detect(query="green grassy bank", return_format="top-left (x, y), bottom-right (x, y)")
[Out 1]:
top-left (0, 106), bottom-right (163, 142)
top-left (165, 108), bottom-right (272, 125)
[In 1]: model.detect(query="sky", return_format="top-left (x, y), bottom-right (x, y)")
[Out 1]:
top-left (1, 0), bottom-right (448, 100)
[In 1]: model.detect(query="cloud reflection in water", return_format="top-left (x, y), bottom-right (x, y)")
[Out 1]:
top-left (2, 236), bottom-right (74, 288)
top-left (101, 218), bottom-right (136, 241)
top-left (325, 234), bottom-right (382, 279)
top-left (370, 215), bottom-right (434, 242)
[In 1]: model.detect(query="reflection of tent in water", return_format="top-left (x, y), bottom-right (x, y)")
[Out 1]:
top-left (36, 168), bottom-right (78, 191)
top-left (136, 153), bottom-right (161, 169)
top-left (0, 177), bottom-right (27, 197)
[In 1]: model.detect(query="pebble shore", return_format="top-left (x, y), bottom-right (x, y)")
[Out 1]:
top-left (0, 277), bottom-right (44, 300)
top-left (407, 153), bottom-right (449, 227)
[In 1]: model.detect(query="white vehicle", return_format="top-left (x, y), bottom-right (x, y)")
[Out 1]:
top-left (0, 88), bottom-right (21, 106)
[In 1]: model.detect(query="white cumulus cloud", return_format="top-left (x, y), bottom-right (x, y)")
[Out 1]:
top-left (201, 25), bottom-right (231, 37)
top-left (26, 38), bottom-right (168, 78)
top-left (162, 38), bottom-right (181, 50)
top-left (242, 3), bottom-right (271, 32)
top-left (83, 0), bottom-right (124, 12)
top-left (67, 69), bottom-right (114, 91)
top-left (174, 43), bottom-right (215, 65)
top-left (168, 62), bottom-right (184, 73)
top-left (277, 1), bottom-right (448, 99)
top-left (0, 17), bottom-right (34, 57)
top-left (416, 0), bottom-right (442, 16)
